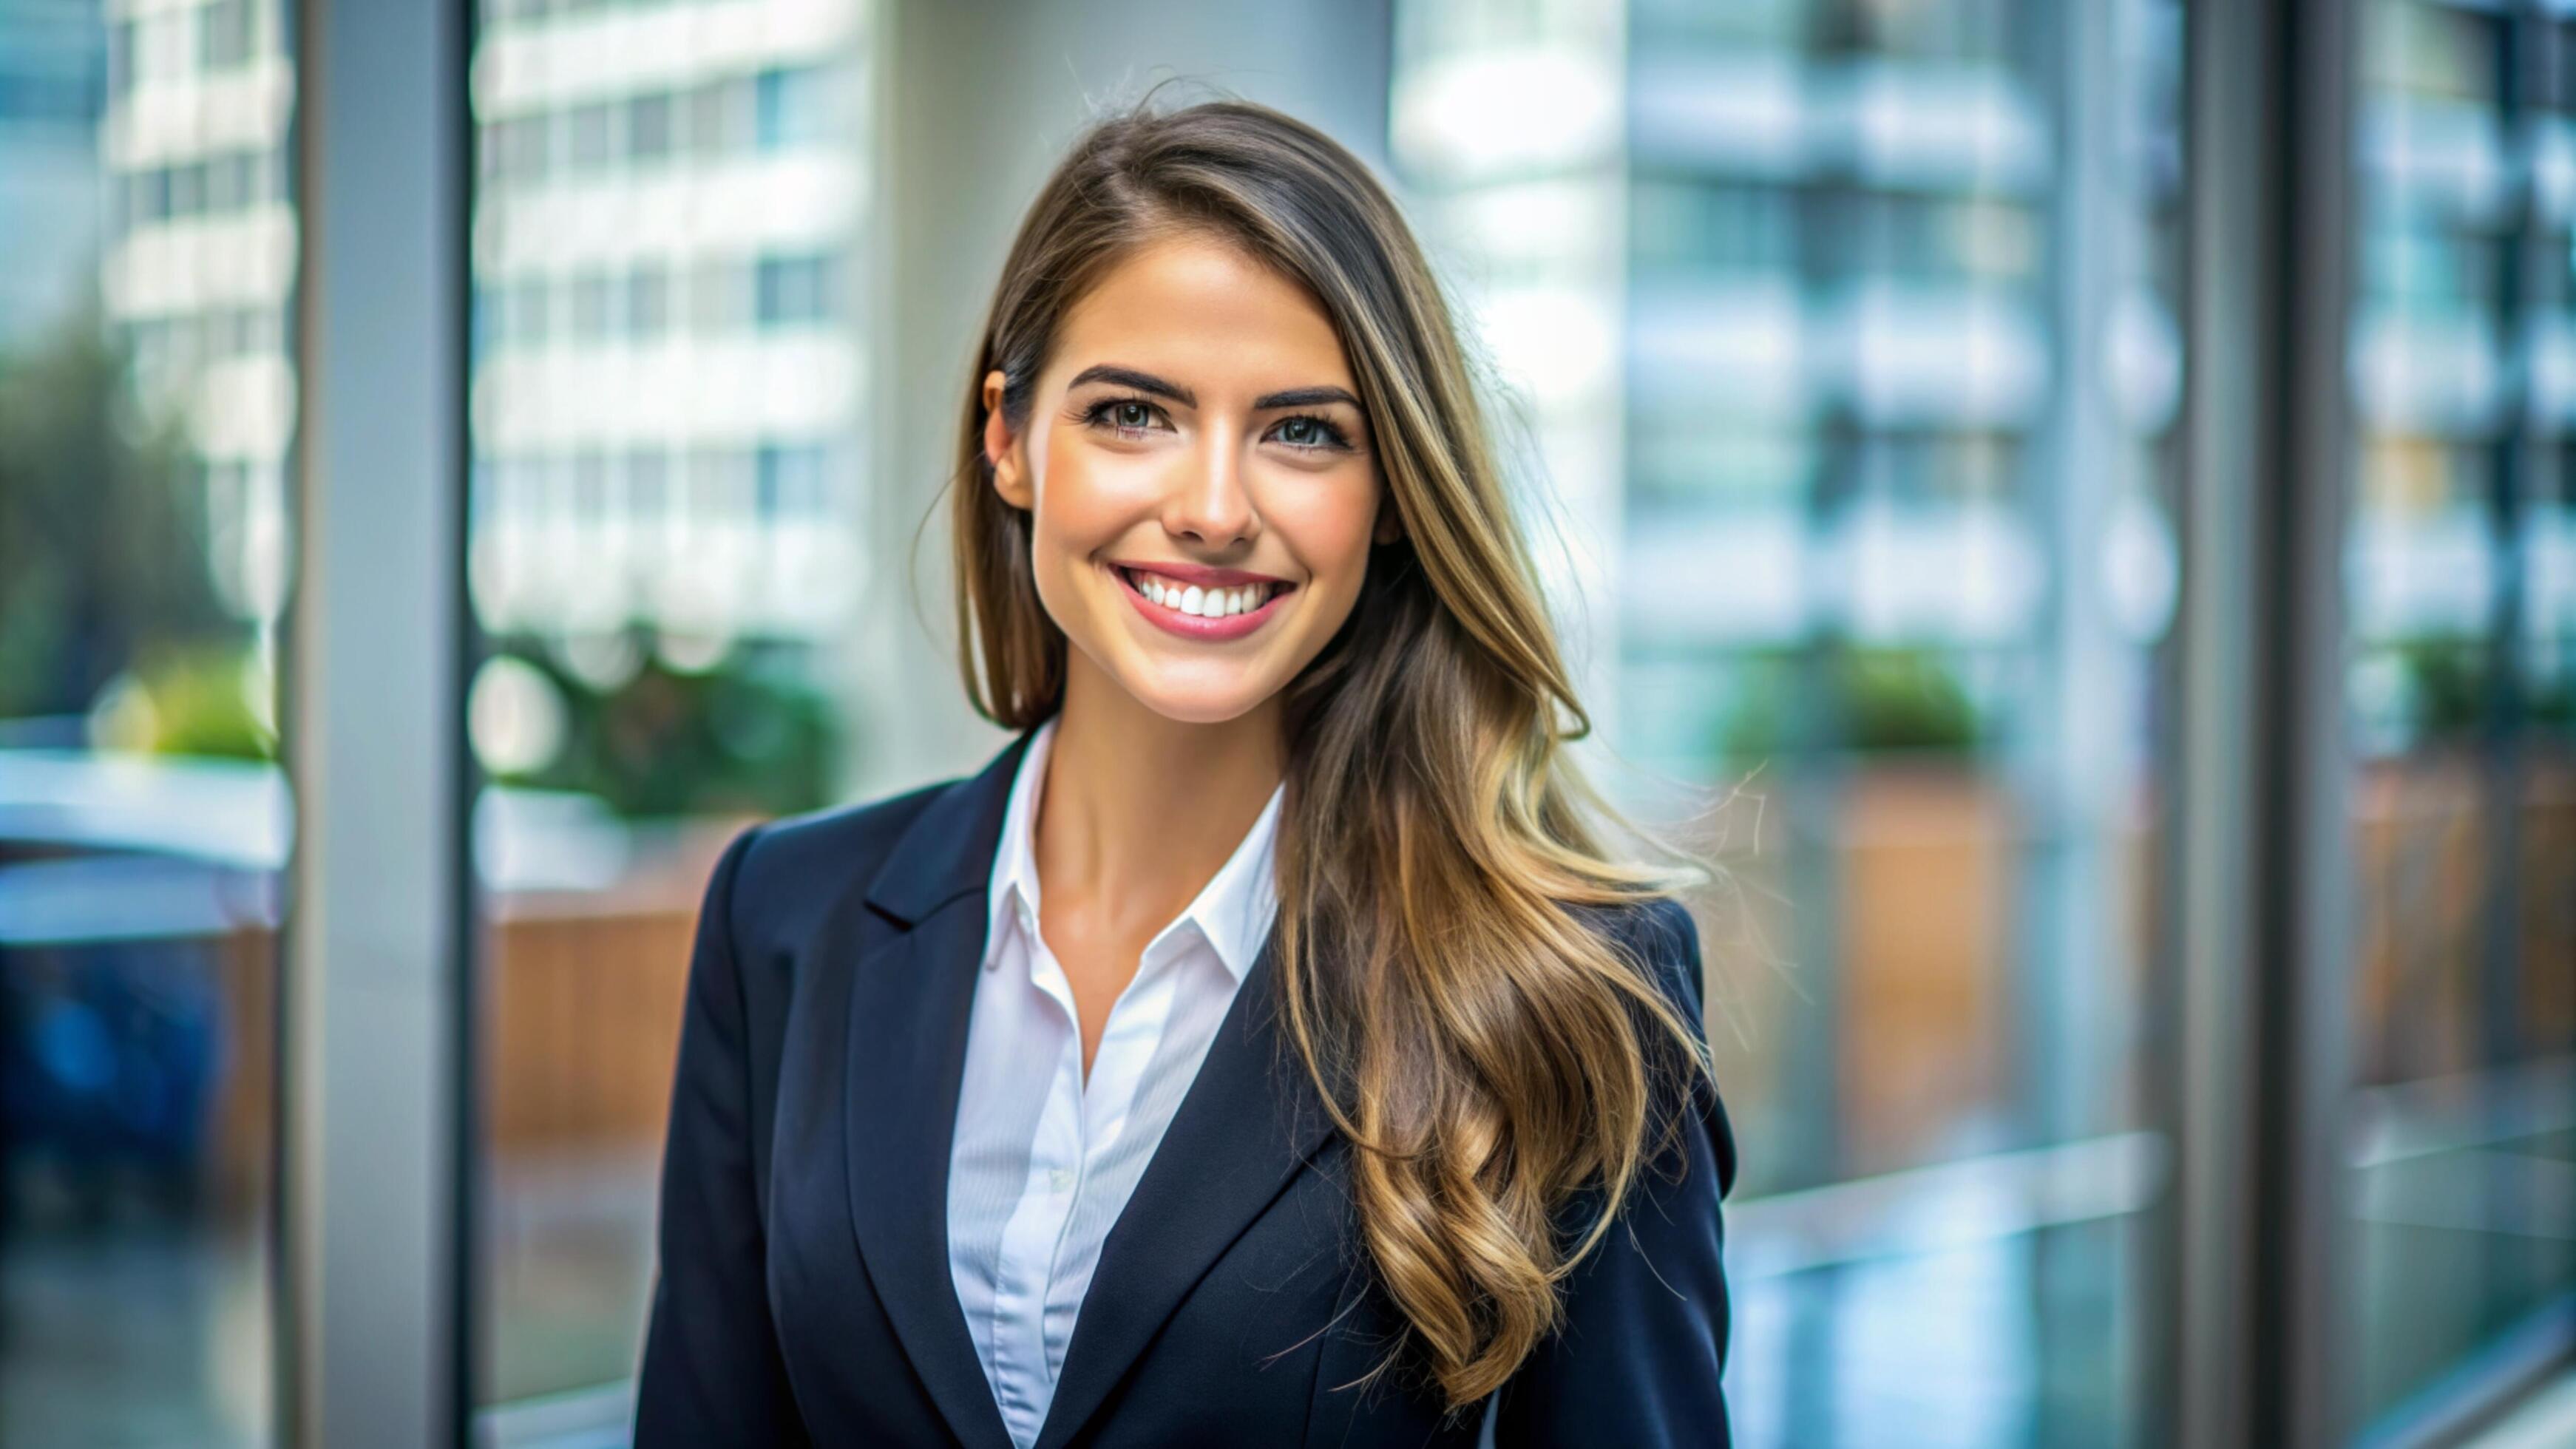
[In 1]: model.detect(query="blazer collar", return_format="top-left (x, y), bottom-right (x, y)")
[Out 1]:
top-left (861, 725), bottom-right (1034, 928)
top-left (844, 725), bottom-right (1337, 1449)
top-left (841, 728), bottom-right (1032, 1449)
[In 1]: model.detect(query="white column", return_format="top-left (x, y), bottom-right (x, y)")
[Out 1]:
top-left (284, 0), bottom-right (470, 1443)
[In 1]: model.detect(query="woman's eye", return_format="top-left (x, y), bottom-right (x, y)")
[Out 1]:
top-left (1272, 415), bottom-right (1347, 452)
top-left (1084, 397), bottom-right (1163, 435)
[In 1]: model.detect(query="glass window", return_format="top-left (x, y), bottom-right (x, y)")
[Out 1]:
top-left (631, 449), bottom-right (670, 520)
top-left (501, 114), bottom-right (552, 184)
top-left (508, 276), bottom-right (552, 347)
top-left (467, 1), bottom-right (873, 1425)
top-left (628, 265), bottom-right (668, 340)
top-left (686, 75), bottom-right (754, 155)
top-left (630, 92), bottom-right (674, 163)
top-left (756, 65), bottom-right (833, 150)
top-left (1397, 1), bottom-right (2184, 1442)
top-left (2343, 0), bottom-right (2576, 1432)
top-left (200, 0), bottom-right (254, 69)
top-left (0, 0), bottom-right (293, 1442)
top-left (169, 159), bottom-right (204, 217)
top-left (755, 252), bottom-right (835, 327)
top-left (687, 259), bottom-right (749, 330)
top-left (569, 100), bottom-right (617, 171)
top-left (756, 441), bottom-right (828, 518)
top-left (572, 270), bottom-right (616, 342)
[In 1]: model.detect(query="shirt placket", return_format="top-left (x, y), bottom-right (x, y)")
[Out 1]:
top-left (1074, 930), bottom-right (1187, 1166)
top-left (988, 897), bottom-right (1085, 1447)
top-left (1040, 930), bottom-right (1198, 1376)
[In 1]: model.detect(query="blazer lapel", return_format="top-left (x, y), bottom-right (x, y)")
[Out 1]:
top-left (1031, 926), bottom-right (1339, 1449)
top-left (842, 729), bottom-right (1034, 1449)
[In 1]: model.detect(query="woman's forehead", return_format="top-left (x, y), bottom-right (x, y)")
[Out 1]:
top-left (1050, 235), bottom-right (1353, 393)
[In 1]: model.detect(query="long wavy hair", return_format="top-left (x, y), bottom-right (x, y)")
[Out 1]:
top-left (948, 95), bottom-right (1715, 1412)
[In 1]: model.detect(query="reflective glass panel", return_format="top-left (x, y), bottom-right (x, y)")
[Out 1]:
top-left (1394, 1), bottom-right (2185, 1443)
top-left (0, 0), bottom-right (294, 1440)
top-left (465, 0), bottom-right (875, 1423)
top-left (2345, 1), bottom-right (2576, 1431)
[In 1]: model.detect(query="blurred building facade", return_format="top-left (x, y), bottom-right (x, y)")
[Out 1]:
top-left (1390, 4), bottom-right (2181, 1442)
top-left (467, 0), bottom-right (870, 645)
top-left (98, 0), bottom-right (296, 628)
top-left (2341, 2), bottom-right (2576, 1429)
top-left (0, 0), bottom-right (106, 347)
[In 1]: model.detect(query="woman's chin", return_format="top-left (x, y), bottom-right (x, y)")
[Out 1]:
top-left (1111, 665), bottom-right (1277, 727)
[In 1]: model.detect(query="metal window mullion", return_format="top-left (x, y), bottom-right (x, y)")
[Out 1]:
top-left (283, 0), bottom-right (472, 1443)
top-left (2169, 1), bottom-right (2359, 1447)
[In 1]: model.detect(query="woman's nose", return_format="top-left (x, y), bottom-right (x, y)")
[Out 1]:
top-left (1163, 433), bottom-right (1257, 546)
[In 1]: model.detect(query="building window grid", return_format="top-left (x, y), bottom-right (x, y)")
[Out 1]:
top-left (464, 8), bottom-right (863, 613)
top-left (475, 249), bottom-right (847, 351)
top-left (477, 64), bottom-right (837, 190)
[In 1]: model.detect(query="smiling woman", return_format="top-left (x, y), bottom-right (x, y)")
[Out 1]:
top-left (979, 233), bottom-right (1396, 720)
top-left (636, 96), bottom-right (1737, 1449)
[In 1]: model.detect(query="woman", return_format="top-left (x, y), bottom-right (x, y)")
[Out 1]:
top-left (635, 97), bottom-right (1735, 1448)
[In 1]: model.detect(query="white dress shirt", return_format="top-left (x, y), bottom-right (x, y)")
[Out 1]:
top-left (945, 713), bottom-right (1286, 1449)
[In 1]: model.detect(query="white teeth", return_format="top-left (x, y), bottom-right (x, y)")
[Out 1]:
top-left (1128, 568), bottom-right (1274, 618)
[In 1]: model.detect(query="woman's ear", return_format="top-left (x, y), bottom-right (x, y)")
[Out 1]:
top-left (1372, 487), bottom-right (1403, 546)
top-left (982, 370), bottom-right (1033, 509)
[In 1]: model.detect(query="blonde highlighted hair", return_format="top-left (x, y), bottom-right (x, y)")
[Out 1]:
top-left (949, 94), bottom-right (1716, 1411)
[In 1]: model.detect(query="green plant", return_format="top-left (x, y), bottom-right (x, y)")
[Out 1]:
top-left (2388, 636), bottom-right (2487, 745)
top-left (0, 313), bottom-right (241, 724)
top-left (1718, 643), bottom-right (1986, 764)
top-left (131, 642), bottom-right (276, 759)
top-left (2373, 636), bottom-right (2576, 747)
top-left (482, 628), bottom-right (843, 818)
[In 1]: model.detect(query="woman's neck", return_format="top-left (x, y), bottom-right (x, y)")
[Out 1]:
top-left (1035, 656), bottom-right (1283, 939)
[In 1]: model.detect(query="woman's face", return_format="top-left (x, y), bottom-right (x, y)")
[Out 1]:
top-left (983, 231), bottom-right (1400, 725)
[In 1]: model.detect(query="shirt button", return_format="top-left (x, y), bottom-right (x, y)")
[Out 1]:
top-left (1048, 1167), bottom-right (1075, 1193)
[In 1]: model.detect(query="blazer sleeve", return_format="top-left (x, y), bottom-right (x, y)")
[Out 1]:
top-left (634, 823), bottom-right (810, 1447)
top-left (1490, 896), bottom-right (1737, 1448)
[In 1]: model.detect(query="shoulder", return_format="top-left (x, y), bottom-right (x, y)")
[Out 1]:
top-left (1614, 894), bottom-right (1700, 968)
top-left (1573, 893), bottom-right (1732, 1198)
top-left (714, 774), bottom-right (962, 951)
top-left (1570, 895), bottom-right (1705, 1022)
top-left (1491, 895), bottom-right (1736, 1438)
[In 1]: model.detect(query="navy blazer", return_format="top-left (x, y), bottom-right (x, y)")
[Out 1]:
top-left (634, 727), bottom-right (1737, 1448)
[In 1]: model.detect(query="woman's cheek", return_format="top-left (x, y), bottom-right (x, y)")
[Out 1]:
top-left (1040, 436), bottom-right (1153, 539)
top-left (1030, 450), bottom-right (1099, 557)
top-left (1270, 472), bottom-right (1377, 577)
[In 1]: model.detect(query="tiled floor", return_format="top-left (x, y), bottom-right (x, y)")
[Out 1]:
top-left (0, 1220), bottom-right (270, 1448)
top-left (1, 1143), bottom-right (2563, 1449)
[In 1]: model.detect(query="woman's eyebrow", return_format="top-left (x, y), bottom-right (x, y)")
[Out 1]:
top-left (1066, 364), bottom-right (1195, 406)
top-left (1251, 384), bottom-right (1363, 411)
top-left (1065, 364), bottom-right (1360, 413)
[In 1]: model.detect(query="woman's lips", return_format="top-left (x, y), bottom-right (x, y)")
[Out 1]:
top-left (1110, 563), bottom-right (1289, 642)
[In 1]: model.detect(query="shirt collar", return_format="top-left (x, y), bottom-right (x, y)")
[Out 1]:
top-left (983, 713), bottom-right (1284, 983)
